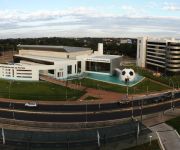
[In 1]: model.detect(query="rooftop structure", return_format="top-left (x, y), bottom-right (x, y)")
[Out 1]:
top-left (17, 44), bottom-right (92, 53)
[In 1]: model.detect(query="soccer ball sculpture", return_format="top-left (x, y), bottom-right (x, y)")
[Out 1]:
top-left (120, 68), bottom-right (136, 83)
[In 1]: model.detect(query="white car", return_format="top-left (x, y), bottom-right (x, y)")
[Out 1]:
top-left (25, 102), bottom-right (38, 107)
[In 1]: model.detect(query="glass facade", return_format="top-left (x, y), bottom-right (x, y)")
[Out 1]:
top-left (77, 61), bottom-right (81, 73)
top-left (67, 65), bottom-right (72, 74)
top-left (86, 61), bottom-right (110, 73)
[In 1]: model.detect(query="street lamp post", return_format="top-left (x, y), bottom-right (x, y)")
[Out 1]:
top-left (85, 102), bottom-right (87, 123)
top-left (140, 99), bottom-right (143, 123)
top-left (169, 79), bottom-right (175, 110)
top-left (131, 87), bottom-right (135, 118)
top-left (8, 81), bottom-right (11, 99)
top-left (136, 119), bottom-right (139, 145)
top-left (131, 97), bottom-right (134, 118)
top-left (149, 135), bottom-right (152, 145)
top-left (171, 91), bottom-right (175, 110)
top-left (12, 103), bottom-right (15, 119)
top-left (66, 80), bottom-right (68, 100)
top-left (126, 86), bottom-right (129, 98)
top-left (146, 86), bottom-right (149, 95)
top-left (1, 128), bottom-right (5, 145)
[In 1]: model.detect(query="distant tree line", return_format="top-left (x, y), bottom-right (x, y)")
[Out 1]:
top-left (0, 37), bottom-right (137, 58)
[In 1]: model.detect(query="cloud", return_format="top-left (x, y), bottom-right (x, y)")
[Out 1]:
top-left (0, 6), bottom-right (180, 38)
top-left (163, 2), bottom-right (180, 11)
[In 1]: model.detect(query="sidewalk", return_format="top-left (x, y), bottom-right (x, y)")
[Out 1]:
top-left (150, 123), bottom-right (180, 150)
top-left (142, 108), bottom-right (180, 150)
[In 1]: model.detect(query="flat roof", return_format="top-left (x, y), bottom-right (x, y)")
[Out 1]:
top-left (15, 54), bottom-right (75, 63)
top-left (147, 37), bottom-right (180, 43)
top-left (17, 44), bottom-right (92, 53)
top-left (89, 55), bottom-right (121, 60)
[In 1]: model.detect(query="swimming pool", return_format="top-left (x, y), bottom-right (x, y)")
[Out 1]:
top-left (85, 72), bottom-right (145, 87)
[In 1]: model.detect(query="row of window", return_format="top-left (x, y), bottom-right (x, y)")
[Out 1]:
top-left (147, 42), bottom-right (166, 46)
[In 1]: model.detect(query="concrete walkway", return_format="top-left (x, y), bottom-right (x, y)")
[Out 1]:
top-left (150, 123), bottom-right (180, 150)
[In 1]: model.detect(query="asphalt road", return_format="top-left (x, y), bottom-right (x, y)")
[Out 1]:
top-left (0, 100), bottom-right (179, 122)
top-left (0, 91), bottom-right (175, 112)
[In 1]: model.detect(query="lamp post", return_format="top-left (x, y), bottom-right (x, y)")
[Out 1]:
top-left (171, 91), bottom-right (175, 110)
top-left (149, 135), bottom-right (152, 145)
top-left (1, 128), bottom-right (5, 145)
top-left (85, 101), bottom-right (87, 123)
top-left (131, 87), bottom-right (136, 118)
top-left (97, 130), bottom-right (101, 148)
top-left (8, 81), bottom-right (11, 99)
top-left (66, 80), bottom-right (68, 100)
top-left (169, 79), bottom-right (175, 110)
top-left (12, 103), bottom-right (15, 119)
top-left (146, 85), bottom-right (149, 95)
top-left (136, 119), bottom-right (139, 145)
top-left (131, 97), bottom-right (134, 118)
top-left (126, 85), bottom-right (129, 99)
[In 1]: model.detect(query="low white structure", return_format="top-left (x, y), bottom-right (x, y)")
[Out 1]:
top-left (0, 43), bottom-right (122, 81)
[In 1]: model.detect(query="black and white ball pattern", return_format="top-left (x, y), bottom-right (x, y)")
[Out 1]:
top-left (120, 68), bottom-right (136, 82)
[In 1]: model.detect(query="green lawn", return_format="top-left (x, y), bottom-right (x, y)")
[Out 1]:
top-left (166, 116), bottom-right (180, 134)
top-left (72, 78), bottom-right (170, 94)
top-left (124, 140), bottom-right (160, 150)
top-left (130, 65), bottom-right (180, 89)
top-left (0, 76), bottom-right (170, 101)
top-left (0, 79), bottom-right (85, 101)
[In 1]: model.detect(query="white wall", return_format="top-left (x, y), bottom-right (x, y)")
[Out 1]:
top-left (0, 64), bottom-right (39, 81)
top-left (136, 37), bottom-right (147, 68)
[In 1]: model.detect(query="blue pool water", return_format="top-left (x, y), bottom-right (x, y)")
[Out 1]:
top-left (86, 72), bottom-right (144, 87)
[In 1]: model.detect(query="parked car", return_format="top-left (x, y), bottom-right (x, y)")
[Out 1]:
top-left (25, 102), bottom-right (38, 107)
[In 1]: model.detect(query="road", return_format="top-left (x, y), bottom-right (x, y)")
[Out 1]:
top-left (0, 100), bottom-right (179, 122)
top-left (0, 91), bottom-right (175, 112)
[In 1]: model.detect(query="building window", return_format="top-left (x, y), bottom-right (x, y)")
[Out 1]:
top-left (75, 64), bottom-right (76, 73)
top-left (67, 65), bottom-right (72, 74)
top-left (77, 61), bottom-right (81, 73)
top-left (48, 69), bottom-right (54, 74)
top-left (86, 61), bottom-right (110, 73)
top-left (139, 47), bottom-right (140, 58)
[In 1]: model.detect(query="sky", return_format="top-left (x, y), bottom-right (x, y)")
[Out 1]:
top-left (0, 0), bottom-right (180, 39)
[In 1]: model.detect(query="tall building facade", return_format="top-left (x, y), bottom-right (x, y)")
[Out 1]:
top-left (136, 37), bottom-right (180, 75)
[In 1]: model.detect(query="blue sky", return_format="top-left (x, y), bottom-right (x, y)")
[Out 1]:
top-left (0, 0), bottom-right (180, 38)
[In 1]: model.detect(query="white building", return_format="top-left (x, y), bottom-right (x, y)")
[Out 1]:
top-left (0, 43), bottom-right (122, 81)
top-left (136, 37), bottom-right (180, 75)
